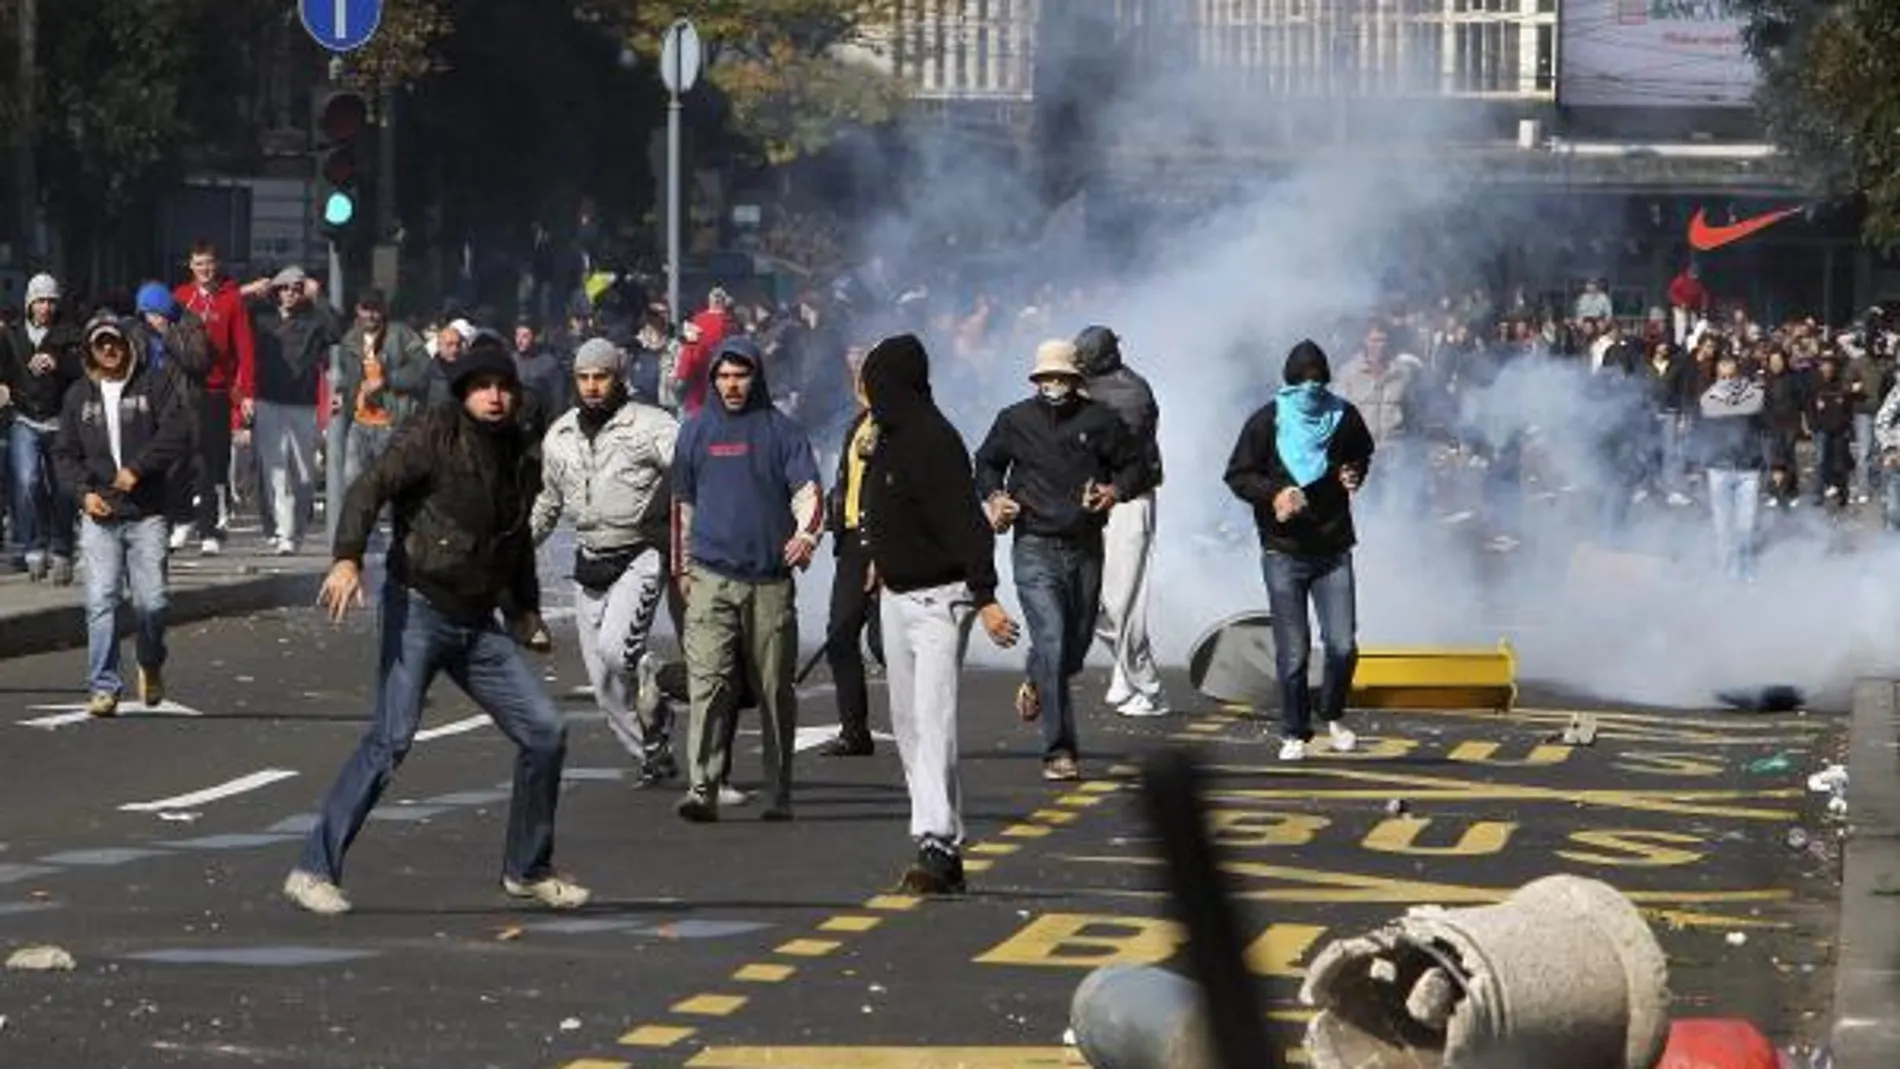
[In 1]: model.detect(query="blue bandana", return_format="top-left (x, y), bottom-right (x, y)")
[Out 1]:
top-left (1274, 382), bottom-right (1344, 487)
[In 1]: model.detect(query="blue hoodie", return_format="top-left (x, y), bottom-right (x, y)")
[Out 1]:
top-left (672, 337), bottom-right (822, 582)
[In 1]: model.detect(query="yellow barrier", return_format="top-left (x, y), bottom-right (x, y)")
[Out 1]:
top-left (1350, 640), bottom-right (1517, 712)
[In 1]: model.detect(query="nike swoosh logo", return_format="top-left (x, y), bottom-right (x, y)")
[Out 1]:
top-left (1688, 207), bottom-right (1802, 251)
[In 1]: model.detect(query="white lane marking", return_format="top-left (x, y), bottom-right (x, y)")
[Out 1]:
top-left (20, 701), bottom-right (205, 729)
top-left (119, 769), bottom-right (299, 813)
top-left (790, 725), bottom-right (897, 754)
top-left (415, 715), bottom-right (490, 742)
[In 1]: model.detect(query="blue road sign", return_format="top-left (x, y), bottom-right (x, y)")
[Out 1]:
top-left (299, 0), bottom-right (384, 54)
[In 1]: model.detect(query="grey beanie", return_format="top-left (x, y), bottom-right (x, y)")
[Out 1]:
top-left (573, 337), bottom-right (626, 376)
top-left (25, 273), bottom-right (58, 307)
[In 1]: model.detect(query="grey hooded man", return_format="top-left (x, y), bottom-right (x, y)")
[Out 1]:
top-left (1071, 325), bottom-right (1168, 718)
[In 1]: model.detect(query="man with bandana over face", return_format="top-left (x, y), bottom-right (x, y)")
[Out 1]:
top-left (973, 339), bottom-right (1141, 783)
top-left (1223, 340), bottom-right (1375, 763)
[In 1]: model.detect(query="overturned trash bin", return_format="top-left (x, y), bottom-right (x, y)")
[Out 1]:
top-left (1069, 964), bottom-right (1214, 1069)
top-left (1301, 874), bottom-right (1672, 1069)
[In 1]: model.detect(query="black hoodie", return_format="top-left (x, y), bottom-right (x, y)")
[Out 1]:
top-left (860, 334), bottom-right (1000, 607)
top-left (1224, 340), bottom-right (1376, 557)
top-left (1073, 325), bottom-right (1163, 498)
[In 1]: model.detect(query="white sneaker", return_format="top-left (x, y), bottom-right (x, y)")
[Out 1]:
top-left (169, 524), bottom-right (193, 551)
top-left (1116, 694), bottom-right (1172, 718)
top-left (1278, 738), bottom-right (1307, 762)
top-left (502, 874), bottom-right (592, 910)
top-left (200, 538), bottom-right (222, 556)
top-left (1105, 683), bottom-right (1132, 707)
top-left (1666, 492), bottom-right (1691, 508)
top-left (283, 869), bottom-right (352, 915)
top-left (718, 784), bottom-right (752, 807)
top-left (1326, 721), bottom-right (1358, 753)
top-left (273, 537), bottom-right (297, 556)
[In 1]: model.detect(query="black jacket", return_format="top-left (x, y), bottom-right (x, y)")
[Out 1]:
top-left (860, 335), bottom-right (1000, 607)
top-left (973, 395), bottom-right (1140, 540)
top-left (1074, 327), bottom-right (1164, 499)
top-left (334, 405), bottom-right (542, 623)
top-left (254, 301), bottom-right (342, 405)
top-left (1641, 351), bottom-right (1697, 415)
top-left (0, 320), bottom-right (85, 422)
top-left (51, 336), bottom-right (195, 521)
top-left (826, 408), bottom-right (873, 553)
top-left (1224, 397), bottom-right (1376, 557)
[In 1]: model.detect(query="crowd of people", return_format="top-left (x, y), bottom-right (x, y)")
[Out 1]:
top-left (5, 237), bottom-right (1893, 910)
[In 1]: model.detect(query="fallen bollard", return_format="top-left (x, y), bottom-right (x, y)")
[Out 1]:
top-left (1301, 874), bottom-right (1673, 1069)
top-left (1069, 963), bottom-right (1214, 1069)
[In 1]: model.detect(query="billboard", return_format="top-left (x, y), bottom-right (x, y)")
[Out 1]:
top-left (1559, 0), bottom-right (1759, 109)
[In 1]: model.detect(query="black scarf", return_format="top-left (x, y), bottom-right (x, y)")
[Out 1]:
top-left (577, 384), bottom-right (629, 440)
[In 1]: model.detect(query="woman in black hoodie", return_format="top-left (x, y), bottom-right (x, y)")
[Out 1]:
top-left (1223, 341), bottom-right (1376, 762)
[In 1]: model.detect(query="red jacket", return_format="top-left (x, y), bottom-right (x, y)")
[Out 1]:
top-left (1667, 272), bottom-right (1710, 313)
top-left (175, 278), bottom-right (257, 405)
top-left (674, 309), bottom-right (733, 415)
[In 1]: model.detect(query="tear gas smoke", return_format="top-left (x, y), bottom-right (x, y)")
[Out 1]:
top-left (796, 24), bottom-right (1886, 710)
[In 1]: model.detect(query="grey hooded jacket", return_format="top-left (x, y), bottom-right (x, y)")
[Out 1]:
top-left (1074, 325), bottom-right (1163, 499)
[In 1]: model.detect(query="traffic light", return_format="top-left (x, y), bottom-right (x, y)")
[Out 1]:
top-left (312, 85), bottom-right (370, 244)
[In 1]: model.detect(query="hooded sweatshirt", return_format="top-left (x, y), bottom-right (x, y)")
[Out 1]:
top-left (1224, 340), bottom-right (1377, 557)
top-left (859, 334), bottom-right (1000, 607)
top-left (670, 336), bottom-right (822, 582)
top-left (1073, 325), bottom-right (1163, 499)
top-left (51, 315), bottom-right (193, 520)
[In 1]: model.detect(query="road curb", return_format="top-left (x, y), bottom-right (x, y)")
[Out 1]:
top-left (1831, 678), bottom-right (1900, 1067)
top-left (0, 572), bottom-right (324, 660)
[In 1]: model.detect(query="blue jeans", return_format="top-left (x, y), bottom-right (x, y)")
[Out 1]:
top-left (298, 585), bottom-right (569, 885)
top-left (1854, 412), bottom-right (1875, 497)
top-left (79, 516), bottom-right (169, 695)
top-left (1884, 467), bottom-right (1900, 532)
top-left (10, 420), bottom-right (74, 559)
top-left (1706, 468), bottom-right (1761, 581)
top-left (1012, 532), bottom-right (1104, 760)
top-left (1262, 550), bottom-right (1358, 741)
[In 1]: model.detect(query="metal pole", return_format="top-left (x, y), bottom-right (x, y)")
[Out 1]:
top-left (18, 0), bottom-right (39, 261)
top-left (325, 240), bottom-right (346, 547)
top-left (667, 91), bottom-right (683, 329)
top-left (377, 91), bottom-right (397, 239)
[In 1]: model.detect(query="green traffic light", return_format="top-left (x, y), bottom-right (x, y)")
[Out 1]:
top-left (324, 191), bottom-right (356, 227)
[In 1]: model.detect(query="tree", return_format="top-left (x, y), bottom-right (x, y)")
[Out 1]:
top-left (349, 0), bottom-right (454, 91)
top-left (596, 0), bottom-right (908, 165)
top-left (1740, 0), bottom-right (1900, 247)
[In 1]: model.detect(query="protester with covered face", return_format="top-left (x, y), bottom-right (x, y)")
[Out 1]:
top-left (533, 337), bottom-right (684, 786)
top-left (812, 356), bottom-right (885, 758)
top-left (0, 272), bottom-right (83, 583)
top-left (973, 339), bottom-right (1140, 782)
top-left (1071, 325), bottom-right (1169, 718)
top-left (287, 343), bottom-right (584, 917)
top-left (1223, 341), bottom-right (1375, 762)
top-left (1693, 355), bottom-right (1767, 582)
top-left (669, 335), bottom-right (823, 822)
top-left (51, 314), bottom-right (195, 717)
top-left (859, 333), bottom-right (1019, 893)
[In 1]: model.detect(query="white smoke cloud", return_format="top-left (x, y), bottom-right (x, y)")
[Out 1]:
top-left (803, 16), bottom-right (1891, 711)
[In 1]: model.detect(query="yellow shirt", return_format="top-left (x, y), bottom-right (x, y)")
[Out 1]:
top-left (843, 417), bottom-right (876, 529)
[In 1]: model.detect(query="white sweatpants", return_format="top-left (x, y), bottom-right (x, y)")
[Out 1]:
top-left (881, 581), bottom-right (974, 845)
top-left (573, 547), bottom-right (669, 758)
top-left (1095, 492), bottom-right (1162, 704)
top-left (253, 401), bottom-right (316, 545)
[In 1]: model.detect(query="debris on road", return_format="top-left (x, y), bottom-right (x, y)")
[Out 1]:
top-left (6, 945), bottom-right (76, 971)
top-left (1561, 712), bottom-right (1600, 746)
top-left (1300, 875), bottom-right (1670, 1069)
top-left (558, 1017), bottom-right (580, 1032)
top-left (1714, 685), bottom-right (1805, 712)
top-left (1069, 963), bottom-right (1212, 1069)
top-left (1744, 753), bottom-right (1794, 774)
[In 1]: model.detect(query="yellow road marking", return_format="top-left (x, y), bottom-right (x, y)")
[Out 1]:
top-left (564, 1060), bottom-right (632, 1069)
top-left (1077, 781), bottom-right (1120, 794)
top-left (734, 963), bottom-right (796, 983)
top-left (819, 915), bottom-right (882, 933)
top-left (1202, 764), bottom-right (1801, 820)
top-left (864, 895), bottom-right (920, 912)
top-left (1003, 823), bottom-right (1053, 839)
top-left (1031, 809), bottom-right (1079, 825)
top-left (673, 994), bottom-right (749, 1016)
top-left (775, 938), bottom-right (843, 957)
top-left (1055, 793), bottom-right (1106, 807)
top-left (968, 842), bottom-right (1020, 856)
top-left (620, 1024), bottom-right (697, 1047)
top-left (963, 858), bottom-right (996, 873)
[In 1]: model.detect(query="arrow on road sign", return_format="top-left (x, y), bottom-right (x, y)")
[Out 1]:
top-left (299, 0), bottom-right (384, 54)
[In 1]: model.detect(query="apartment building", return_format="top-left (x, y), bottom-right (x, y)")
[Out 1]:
top-left (870, 0), bottom-right (1558, 104)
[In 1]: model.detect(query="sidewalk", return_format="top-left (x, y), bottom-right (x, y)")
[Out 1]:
top-left (1832, 679), bottom-right (1900, 1068)
top-left (0, 533), bottom-right (328, 660)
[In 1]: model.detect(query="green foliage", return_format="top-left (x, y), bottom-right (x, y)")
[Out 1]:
top-left (1739, 0), bottom-right (1900, 247)
top-left (350, 0), bottom-right (454, 91)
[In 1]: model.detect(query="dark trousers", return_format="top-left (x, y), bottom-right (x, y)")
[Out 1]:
top-left (194, 390), bottom-right (233, 535)
top-left (298, 585), bottom-right (568, 885)
top-left (1262, 549), bottom-right (1358, 741)
top-left (1013, 531), bottom-right (1104, 760)
top-left (825, 531), bottom-right (884, 743)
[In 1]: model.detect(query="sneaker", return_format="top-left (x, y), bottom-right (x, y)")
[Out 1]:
top-left (1116, 694), bottom-right (1171, 718)
top-left (502, 874), bottom-right (592, 910)
top-left (633, 652), bottom-right (664, 723)
top-left (1666, 492), bottom-right (1691, 508)
top-left (49, 555), bottom-right (74, 586)
top-left (1105, 683), bottom-right (1133, 708)
top-left (136, 665), bottom-right (165, 707)
top-left (899, 838), bottom-right (966, 895)
top-left (86, 691), bottom-right (119, 718)
top-left (1278, 738), bottom-right (1308, 762)
top-left (1325, 720), bottom-right (1358, 753)
top-left (24, 554), bottom-right (46, 582)
top-left (718, 783), bottom-right (752, 807)
top-left (635, 747), bottom-right (678, 788)
top-left (1042, 753), bottom-right (1081, 782)
top-left (283, 869), bottom-right (352, 915)
top-left (676, 786), bottom-right (719, 823)
top-left (1015, 680), bottom-right (1041, 722)
top-left (273, 537), bottom-right (297, 557)
top-left (199, 537), bottom-right (223, 557)
top-left (815, 734), bottom-right (874, 757)
top-left (169, 524), bottom-right (194, 551)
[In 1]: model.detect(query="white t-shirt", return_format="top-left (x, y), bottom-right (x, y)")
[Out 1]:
top-left (100, 379), bottom-right (127, 469)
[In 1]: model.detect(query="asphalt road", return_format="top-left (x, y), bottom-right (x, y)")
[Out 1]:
top-left (0, 604), bottom-right (1847, 1069)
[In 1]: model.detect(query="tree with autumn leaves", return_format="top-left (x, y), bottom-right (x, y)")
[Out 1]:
top-left (1738, 0), bottom-right (1900, 247)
